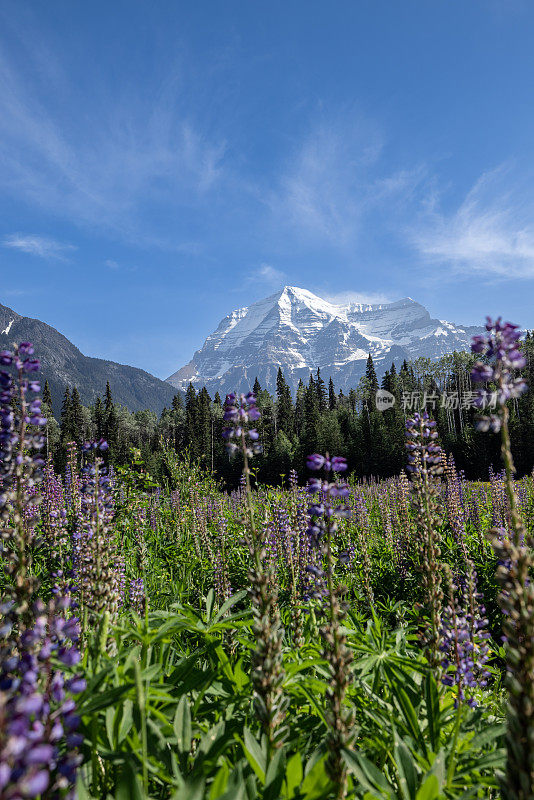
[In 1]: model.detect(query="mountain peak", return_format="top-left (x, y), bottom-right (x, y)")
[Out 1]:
top-left (166, 287), bottom-right (483, 395)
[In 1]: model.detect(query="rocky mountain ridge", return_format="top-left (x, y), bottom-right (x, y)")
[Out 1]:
top-left (0, 303), bottom-right (177, 417)
top-left (166, 286), bottom-right (483, 395)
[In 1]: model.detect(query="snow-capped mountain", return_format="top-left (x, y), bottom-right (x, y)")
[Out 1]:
top-left (166, 286), bottom-right (483, 395)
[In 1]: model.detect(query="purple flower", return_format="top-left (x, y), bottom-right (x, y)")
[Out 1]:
top-left (307, 454), bottom-right (325, 471)
top-left (470, 318), bottom-right (528, 428)
top-left (222, 391), bottom-right (262, 458)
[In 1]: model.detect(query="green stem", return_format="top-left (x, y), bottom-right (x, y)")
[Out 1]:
top-left (446, 701), bottom-right (463, 788)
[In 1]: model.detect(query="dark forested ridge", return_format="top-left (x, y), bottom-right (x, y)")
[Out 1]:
top-left (43, 333), bottom-right (534, 485)
top-left (0, 302), bottom-right (177, 415)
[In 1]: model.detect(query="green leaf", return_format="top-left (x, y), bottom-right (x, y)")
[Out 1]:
top-left (78, 684), bottom-right (133, 715)
top-left (242, 727), bottom-right (266, 784)
top-left (172, 776), bottom-right (205, 800)
top-left (117, 699), bottom-right (134, 744)
top-left (415, 774), bottom-right (439, 800)
top-left (213, 590), bottom-right (248, 624)
top-left (75, 775), bottom-right (94, 800)
top-left (342, 749), bottom-right (395, 798)
top-left (394, 686), bottom-right (427, 758)
top-left (116, 762), bottom-right (145, 800)
top-left (174, 695), bottom-right (192, 753)
top-left (209, 763), bottom-right (230, 799)
top-left (206, 589), bottom-right (215, 621)
top-left (264, 747), bottom-right (286, 800)
top-left (300, 754), bottom-right (331, 800)
top-left (105, 706), bottom-right (115, 748)
top-left (394, 729), bottom-right (418, 799)
top-left (286, 751), bottom-right (304, 798)
top-left (198, 720), bottom-right (225, 755)
top-left (424, 673), bottom-right (440, 751)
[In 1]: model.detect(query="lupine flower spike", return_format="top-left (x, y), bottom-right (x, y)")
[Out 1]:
top-left (223, 392), bottom-right (288, 755)
top-left (471, 318), bottom-right (534, 800)
top-left (405, 411), bottom-right (444, 667)
top-left (307, 453), bottom-right (354, 800)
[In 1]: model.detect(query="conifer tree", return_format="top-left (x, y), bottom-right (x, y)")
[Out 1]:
top-left (294, 380), bottom-right (306, 436)
top-left (276, 367), bottom-right (293, 437)
top-left (316, 368), bottom-right (327, 412)
top-left (185, 383), bottom-right (198, 456)
top-left (328, 376), bottom-right (336, 411)
top-left (172, 393), bottom-right (183, 412)
top-left (197, 387), bottom-right (212, 463)
top-left (60, 387), bottom-right (73, 443)
top-left (103, 381), bottom-right (119, 454)
top-left (253, 377), bottom-right (262, 396)
top-left (43, 379), bottom-right (53, 410)
top-left (365, 354), bottom-right (379, 394)
top-left (93, 396), bottom-right (105, 440)
top-left (348, 388), bottom-right (357, 417)
top-left (214, 391), bottom-right (222, 406)
top-left (70, 387), bottom-right (84, 444)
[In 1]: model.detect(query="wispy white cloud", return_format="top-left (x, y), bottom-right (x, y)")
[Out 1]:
top-left (270, 112), bottom-right (421, 247)
top-left (322, 289), bottom-right (393, 306)
top-left (0, 34), bottom-right (227, 244)
top-left (3, 233), bottom-right (76, 260)
top-left (413, 165), bottom-right (534, 278)
top-left (257, 263), bottom-right (287, 288)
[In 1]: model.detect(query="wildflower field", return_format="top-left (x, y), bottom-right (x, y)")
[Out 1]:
top-left (1, 319), bottom-right (533, 800)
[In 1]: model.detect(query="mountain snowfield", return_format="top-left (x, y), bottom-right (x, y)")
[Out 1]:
top-left (166, 286), bottom-right (484, 395)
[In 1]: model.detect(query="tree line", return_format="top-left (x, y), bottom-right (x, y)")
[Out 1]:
top-left (42, 336), bottom-right (534, 486)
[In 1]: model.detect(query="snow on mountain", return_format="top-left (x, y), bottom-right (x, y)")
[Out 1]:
top-left (166, 286), bottom-right (483, 395)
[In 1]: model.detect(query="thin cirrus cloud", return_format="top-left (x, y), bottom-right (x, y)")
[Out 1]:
top-left (0, 37), bottom-right (227, 244)
top-left (3, 233), bottom-right (76, 260)
top-left (270, 114), bottom-right (420, 248)
top-left (257, 264), bottom-right (287, 289)
top-left (322, 290), bottom-right (393, 307)
top-left (413, 166), bottom-right (534, 279)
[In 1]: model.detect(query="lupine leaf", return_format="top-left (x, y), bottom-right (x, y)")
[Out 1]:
top-left (174, 695), bottom-right (192, 753)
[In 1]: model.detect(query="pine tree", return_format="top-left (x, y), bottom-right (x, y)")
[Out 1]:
top-left (172, 393), bottom-right (183, 412)
top-left (276, 367), bottom-right (293, 437)
top-left (365, 354), bottom-right (379, 394)
top-left (43, 380), bottom-right (53, 410)
top-left (253, 377), bottom-right (262, 396)
top-left (60, 387), bottom-right (73, 442)
top-left (94, 396), bottom-right (105, 440)
top-left (103, 382), bottom-right (118, 453)
top-left (214, 391), bottom-right (222, 406)
top-left (316, 368), bottom-right (327, 412)
top-left (185, 383), bottom-right (198, 456)
top-left (348, 388), bottom-right (357, 417)
top-left (70, 387), bottom-right (84, 444)
top-left (294, 380), bottom-right (306, 436)
top-left (301, 374), bottom-right (321, 460)
top-left (104, 381), bottom-right (113, 414)
top-left (328, 377), bottom-right (336, 410)
top-left (197, 387), bottom-right (212, 463)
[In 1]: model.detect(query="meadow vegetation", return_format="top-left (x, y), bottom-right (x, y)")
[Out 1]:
top-left (1, 318), bottom-right (533, 799)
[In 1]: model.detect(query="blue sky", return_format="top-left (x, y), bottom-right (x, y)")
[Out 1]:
top-left (1, 0), bottom-right (533, 378)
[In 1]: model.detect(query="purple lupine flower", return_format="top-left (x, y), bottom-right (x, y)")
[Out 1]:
top-left (0, 344), bottom-right (46, 526)
top-left (405, 411), bottom-right (442, 473)
top-left (470, 318), bottom-right (527, 432)
top-left (222, 392), bottom-right (261, 458)
top-left (73, 441), bottom-right (121, 631)
top-left (0, 597), bottom-right (85, 799)
top-left (305, 453), bottom-right (351, 597)
top-left (306, 454), bottom-right (347, 473)
top-left (129, 578), bottom-right (146, 615)
top-left (439, 584), bottom-right (491, 708)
